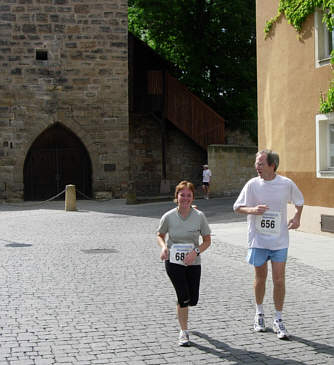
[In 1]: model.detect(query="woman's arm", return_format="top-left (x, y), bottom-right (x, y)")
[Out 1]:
top-left (199, 234), bottom-right (211, 253)
top-left (183, 234), bottom-right (211, 266)
top-left (157, 232), bottom-right (168, 260)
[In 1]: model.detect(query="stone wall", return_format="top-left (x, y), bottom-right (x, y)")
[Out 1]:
top-left (208, 145), bottom-right (258, 196)
top-left (129, 114), bottom-right (162, 196)
top-left (166, 122), bottom-right (207, 192)
top-left (225, 127), bottom-right (256, 146)
top-left (129, 114), bottom-right (206, 196)
top-left (0, 0), bottom-right (128, 200)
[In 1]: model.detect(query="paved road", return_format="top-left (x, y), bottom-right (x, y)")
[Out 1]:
top-left (0, 198), bottom-right (333, 364)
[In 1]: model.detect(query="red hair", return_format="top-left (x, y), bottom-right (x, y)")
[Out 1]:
top-left (174, 180), bottom-right (195, 203)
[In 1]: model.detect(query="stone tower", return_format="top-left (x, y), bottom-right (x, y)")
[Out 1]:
top-left (0, 0), bottom-right (128, 201)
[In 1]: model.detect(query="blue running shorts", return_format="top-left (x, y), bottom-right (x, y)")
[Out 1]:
top-left (247, 248), bottom-right (288, 267)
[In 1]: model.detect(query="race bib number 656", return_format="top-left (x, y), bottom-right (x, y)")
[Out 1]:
top-left (170, 243), bottom-right (194, 265)
top-left (255, 211), bottom-right (281, 235)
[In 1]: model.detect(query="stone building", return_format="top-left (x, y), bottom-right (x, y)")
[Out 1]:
top-left (0, 0), bottom-right (129, 201)
top-left (0, 1), bottom-right (254, 202)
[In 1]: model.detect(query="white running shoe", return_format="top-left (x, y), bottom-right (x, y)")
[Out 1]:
top-left (273, 319), bottom-right (289, 339)
top-left (254, 313), bottom-right (266, 332)
top-left (178, 330), bottom-right (190, 346)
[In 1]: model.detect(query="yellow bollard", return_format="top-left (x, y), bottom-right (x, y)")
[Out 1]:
top-left (65, 184), bottom-right (76, 211)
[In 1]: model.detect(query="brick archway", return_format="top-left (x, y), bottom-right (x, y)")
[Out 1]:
top-left (23, 123), bottom-right (92, 201)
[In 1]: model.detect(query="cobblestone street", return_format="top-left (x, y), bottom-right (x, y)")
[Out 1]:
top-left (0, 198), bottom-right (333, 364)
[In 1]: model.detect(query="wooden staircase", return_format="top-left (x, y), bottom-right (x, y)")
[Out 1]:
top-left (147, 71), bottom-right (225, 150)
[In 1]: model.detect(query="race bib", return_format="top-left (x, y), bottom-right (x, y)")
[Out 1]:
top-left (170, 243), bottom-right (194, 266)
top-left (255, 211), bottom-right (281, 235)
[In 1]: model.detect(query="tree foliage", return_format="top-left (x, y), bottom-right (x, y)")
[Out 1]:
top-left (128, 0), bottom-right (257, 129)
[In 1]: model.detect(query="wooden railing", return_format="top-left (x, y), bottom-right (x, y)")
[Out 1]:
top-left (148, 71), bottom-right (225, 150)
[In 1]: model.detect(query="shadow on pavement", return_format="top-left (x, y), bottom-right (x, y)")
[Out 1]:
top-left (100, 197), bottom-right (246, 223)
top-left (0, 238), bottom-right (33, 248)
top-left (290, 335), bottom-right (334, 357)
top-left (0, 197), bottom-right (247, 224)
top-left (191, 331), bottom-right (306, 364)
top-left (5, 243), bottom-right (33, 248)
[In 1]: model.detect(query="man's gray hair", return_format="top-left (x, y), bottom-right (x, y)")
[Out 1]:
top-left (256, 149), bottom-right (279, 171)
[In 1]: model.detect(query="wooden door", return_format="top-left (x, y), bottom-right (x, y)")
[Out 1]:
top-left (24, 124), bottom-right (92, 200)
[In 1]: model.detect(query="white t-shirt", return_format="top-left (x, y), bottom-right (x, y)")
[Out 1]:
top-left (233, 175), bottom-right (304, 250)
top-left (203, 169), bottom-right (212, 183)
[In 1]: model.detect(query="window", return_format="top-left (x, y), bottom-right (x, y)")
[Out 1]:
top-left (316, 113), bottom-right (334, 178)
top-left (36, 49), bottom-right (48, 61)
top-left (329, 123), bottom-right (334, 168)
top-left (315, 9), bottom-right (334, 67)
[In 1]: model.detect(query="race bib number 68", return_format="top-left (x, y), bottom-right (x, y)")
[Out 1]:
top-left (170, 243), bottom-right (194, 265)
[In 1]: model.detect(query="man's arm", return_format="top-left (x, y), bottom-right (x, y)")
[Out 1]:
top-left (235, 205), bottom-right (269, 215)
top-left (288, 205), bottom-right (303, 230)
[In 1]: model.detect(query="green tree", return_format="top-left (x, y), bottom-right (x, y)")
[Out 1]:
top-left (128, 0), bottom-right (257, 132)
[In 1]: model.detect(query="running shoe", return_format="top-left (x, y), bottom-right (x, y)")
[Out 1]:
top-left (254, 313), bottom-right (266, 332)
top-left (178, 330), bottom-right (190, 346)
top-left (273, 319), bottom-right (289, 339)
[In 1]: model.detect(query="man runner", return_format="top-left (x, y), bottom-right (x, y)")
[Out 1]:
top-left (233, 149), bottom-right (304, 339)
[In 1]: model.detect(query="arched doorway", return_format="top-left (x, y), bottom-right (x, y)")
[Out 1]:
top-left (24, 123), bottom-right (92, 200)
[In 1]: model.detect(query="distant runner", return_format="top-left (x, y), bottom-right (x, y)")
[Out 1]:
top-left (202, 164), bottom-right (212, 200)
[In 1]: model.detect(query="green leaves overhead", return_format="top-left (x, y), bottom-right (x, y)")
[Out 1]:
top-left (129, 0), bottom-right (257, 127)
top-left (265, 0), bottom-right (332, 35)
top-left (264, 0), bottom-right (334, 113)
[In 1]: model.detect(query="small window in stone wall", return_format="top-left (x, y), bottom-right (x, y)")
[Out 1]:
top-left (104, 164), bottom-right (116, 172)
top-left (36, 50), bottom-right (48, 61)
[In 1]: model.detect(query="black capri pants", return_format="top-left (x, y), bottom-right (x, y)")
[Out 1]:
top-left (165, 260), bottom-right (201, 308)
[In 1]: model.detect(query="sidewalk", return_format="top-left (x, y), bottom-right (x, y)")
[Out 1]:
top-left (211, 221), bottom-right (334, 272)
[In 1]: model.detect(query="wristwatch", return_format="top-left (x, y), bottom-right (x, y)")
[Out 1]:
top-left (194, 247), bottom-right (200, 256)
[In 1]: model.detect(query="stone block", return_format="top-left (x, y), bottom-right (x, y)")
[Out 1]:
top-left (95, 191), bottom-right (113, 200)
top-left (0, 23), bottom-right (11, 33)
top-left (0, 13), bottom-right (16, 22)
top-left (38, 24), bottom-right (52, 33)
top-left (22, 24), bottom-right (36, 33)
top-left (74, 5), bottom-right (89, 14)
top-left (54, 24), bottom-right (65, 33)
top-left (65, 42), bottom-right (77, 48)
top-left (11, 68), bottom-right (22, 75)
top-left (36, 13), bottom-right (48, 22)
top-left (67, 25), bottom-right (80, 33)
